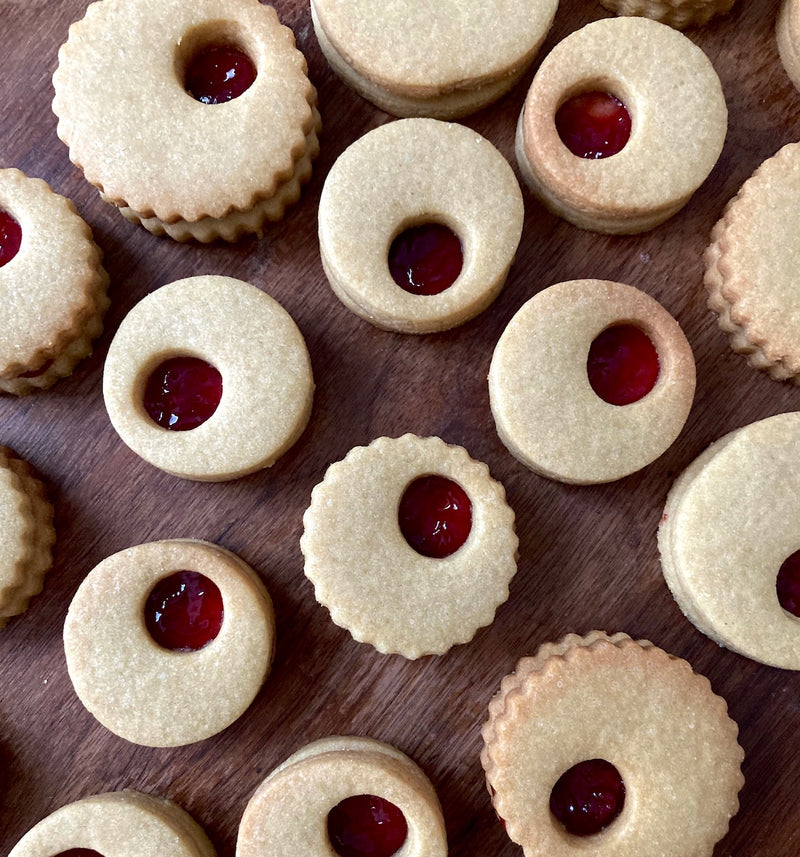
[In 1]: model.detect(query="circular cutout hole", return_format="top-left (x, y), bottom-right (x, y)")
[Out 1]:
top-left (145, 570), bottom-right (224, 652)
top-left (587, 324), bottom-right (659, 406)
top-left (184, 43), bottom-right (257, 104)
top-left (327, 794), bottom-right (408, 857)
top-left (550, 758), bottom-right (626, 837)
top-left (388, 222), bottom-right (463, 296)
top-left (143, 356), bottom-right (223, 431)
top-left (398, 474), bottom-right (472, 558)
top-left (555, 91), bottom-right (632, 160)
top-left (0, 210), bottom-right (22, 267)
top-left (53, 851), bottom-right (105, 857)
top-left (777, 550), bottom-right (800, 616)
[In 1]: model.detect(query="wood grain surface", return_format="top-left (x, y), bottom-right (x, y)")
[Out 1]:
top-left (2, 0), bottom-right (799, 854)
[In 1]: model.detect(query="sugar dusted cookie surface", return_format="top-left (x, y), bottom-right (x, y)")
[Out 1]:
top-left (319, 119), bottom-right (524, 333)
top-left (481, 632), bottom-right (744, 857)
top-left (8, 790), bottom-right (216, 857)
top-left (659, 412), bottom-right (800, 669)
top-left (52, 0), bottom-right (319, 242)
top-left (301, 434), bottom-right (518, 658)
top-left (311, 0), bottom-right (558, 118)
top-left (64, 539), bottom-right (275, 747)
top-left (103, 275), bottom-right (314, 481)
top-left (0, 168), bottom-right (109, 394)
top-left (237, 736), bottom-right (447, 857)
top-left (489, 279), bottom-right (695, 484)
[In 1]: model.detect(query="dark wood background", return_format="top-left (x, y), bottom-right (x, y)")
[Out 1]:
top-left (2, 0), bottom-right (800, 854)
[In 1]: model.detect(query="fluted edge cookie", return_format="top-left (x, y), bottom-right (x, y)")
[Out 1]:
top-left (599, 0), bottom-right (737, 29)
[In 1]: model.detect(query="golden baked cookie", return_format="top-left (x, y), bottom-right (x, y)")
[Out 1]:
top-left (8, 790), bottom-right (216, 857)
top-left (64, 539), bottom-right (275, 747)
top-left (0, 168), bottom-right (109, 394)
top-left (53, 0), bottom-right (320, 242)
top-left (705, 143), bottom-right (800, 383)
top-left (516, 17), bottom-right (727, 234)
top-left (0, 447), bottom-right (54, 628)
top-left (778, 0), bottom-right (800, 93)
top-left (301, 434), bottom-right (518, 658)
top-left (659, 412), bottom-right (800, 669)
top-left (488, 279), bottom-right (695, 484)
top-left (103, 275), bottom-right (314, 481)
top-left (481, 631), bottom-right (744, 857)
top-left (311, 0), bottom-right (558, 119)
top-left (319, 119), bottom-right (524, 333)
top-left (599, 0), bottom-right (737, 29)
top-left (237, 736), bottom-right (447, 857)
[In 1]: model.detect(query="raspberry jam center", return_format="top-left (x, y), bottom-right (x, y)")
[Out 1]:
top-left (587, 324), bottom-right (659, 406)
top-left (777, 550), bottom-right (800, 616)
top-left (398, 475), bottom-right (472, 558)
top-left (54, 851), bottom-right (105, 857)
top-left (143, 356), bottom-right (223, 431)
top-left (327, 794), bottom-right (408, 857)
top-left (0, 210), bottom-right (22, 267)
top-left (550, 759), bottom-right (626, 837)
top-left (388, 223), bottom-right (463, 295)
top-left (185, 44), bottom-right (257, 104)
top-left (145, 570), bottom-right (224, 652)
top-left (555, 91), bottom-right (632, 159)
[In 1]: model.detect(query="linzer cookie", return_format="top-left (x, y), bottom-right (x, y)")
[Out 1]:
top-left (52, 0), bottom-right (320, 242)
top-left (311, 0), bottom-right (558, 119)
top-left (599, 0), bottom-right (736, 29)
top-left (238, 736), bottom-right (448, 857)
top-left (318, 119), bottom-right (524, 333)
top-left (0, 168), bottom-right (108, 394)
top-left (0, 447), bottom-right (54, 628)
top-left (301, 435), bottom-right (518, 658)
top-left (778, 0), bottom-right (800, 93)
top-left (64, 539), bottom-right (275, 747)
top-left (516, 17), bottom-right (727, 233)
top-left (481, 631), bottom-right (744, 857)
top-left (489, 280), bottom-right (695, 484)
top-left (705, 143), bottom-right (800, 383)
top-left (659, 412), bottom-right (800, 669)
top-left (103, 275), bottom-right (314, 481)
top-left (8, 790), bottom-right (216, 857)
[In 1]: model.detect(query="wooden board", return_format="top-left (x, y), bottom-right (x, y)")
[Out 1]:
top-left (2, 0), bottom-right (800, 853)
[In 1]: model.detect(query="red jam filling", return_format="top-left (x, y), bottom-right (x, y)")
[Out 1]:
top-left (388, 223), bottom-right (463, 295)
top-left (777, 550), bottom-right (800, 616)
top-left (185, 44), bottom-right (257, 104)
top-left (555, 91), bottom-right (632, 160)
top-left (587, 324), bottom-right (659, 406)
top-left (143, 356), bottom-right (223, 431)
top-left (398, 475), bottom-right (472, 559)
top-left (550, 759), bottom-right (626, 837)
top-left (327, 794), bottom-right (408, 857)
top-left (145, 570), bottom-right (224, 652)
top-left (53, 851), bottom-right (105, 857)
top-left (0, 210), bottom-right (22, 267)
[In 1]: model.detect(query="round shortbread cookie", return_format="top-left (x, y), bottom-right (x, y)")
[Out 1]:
top-left (778, 0), bottom-right (800, 94)
top-left (103, 275), bottom-right (314, 481)
top-left (237, 736), bottom-right (447, 857)
top-left (8, 791), bottom-right (216, 857)
top-left (0, 168), bottom-right (108, 394)
top-left (319, 119), bottom-right (524, 333)
top-left (53, 0), bottom-right (319, 240)
top-left (599, 0), bottom-right (737, 29)
top-left (481, 632), bottom-right (744, 857)
top-left (488, 280), bottom-right (695, 484)
top-left (64, 539), bottom-right (275, 747)
top-left (658, 412), bottom-right (800, 669)
top-left (301, 434), bottom-right (518, 658)
top-left (311, 0), bottom-right (558, 118)
top-left (516, 17), bottom-right (726, 234)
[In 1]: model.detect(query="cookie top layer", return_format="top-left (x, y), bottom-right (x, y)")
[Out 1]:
top-left (482, 632), bottom-right (744, 857)
top-left (658, 412), bottom-right (800, 669)
top-left (53, 0), bottom-right (316, 222)
top-left (311, 0), bottom-right (558, 97)
top-left (704, 143), bottom-right (800, 376)
top-left (301, 434), bottom-right (518, 658)
top-left (0, 168), bottom-right (107, 379)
